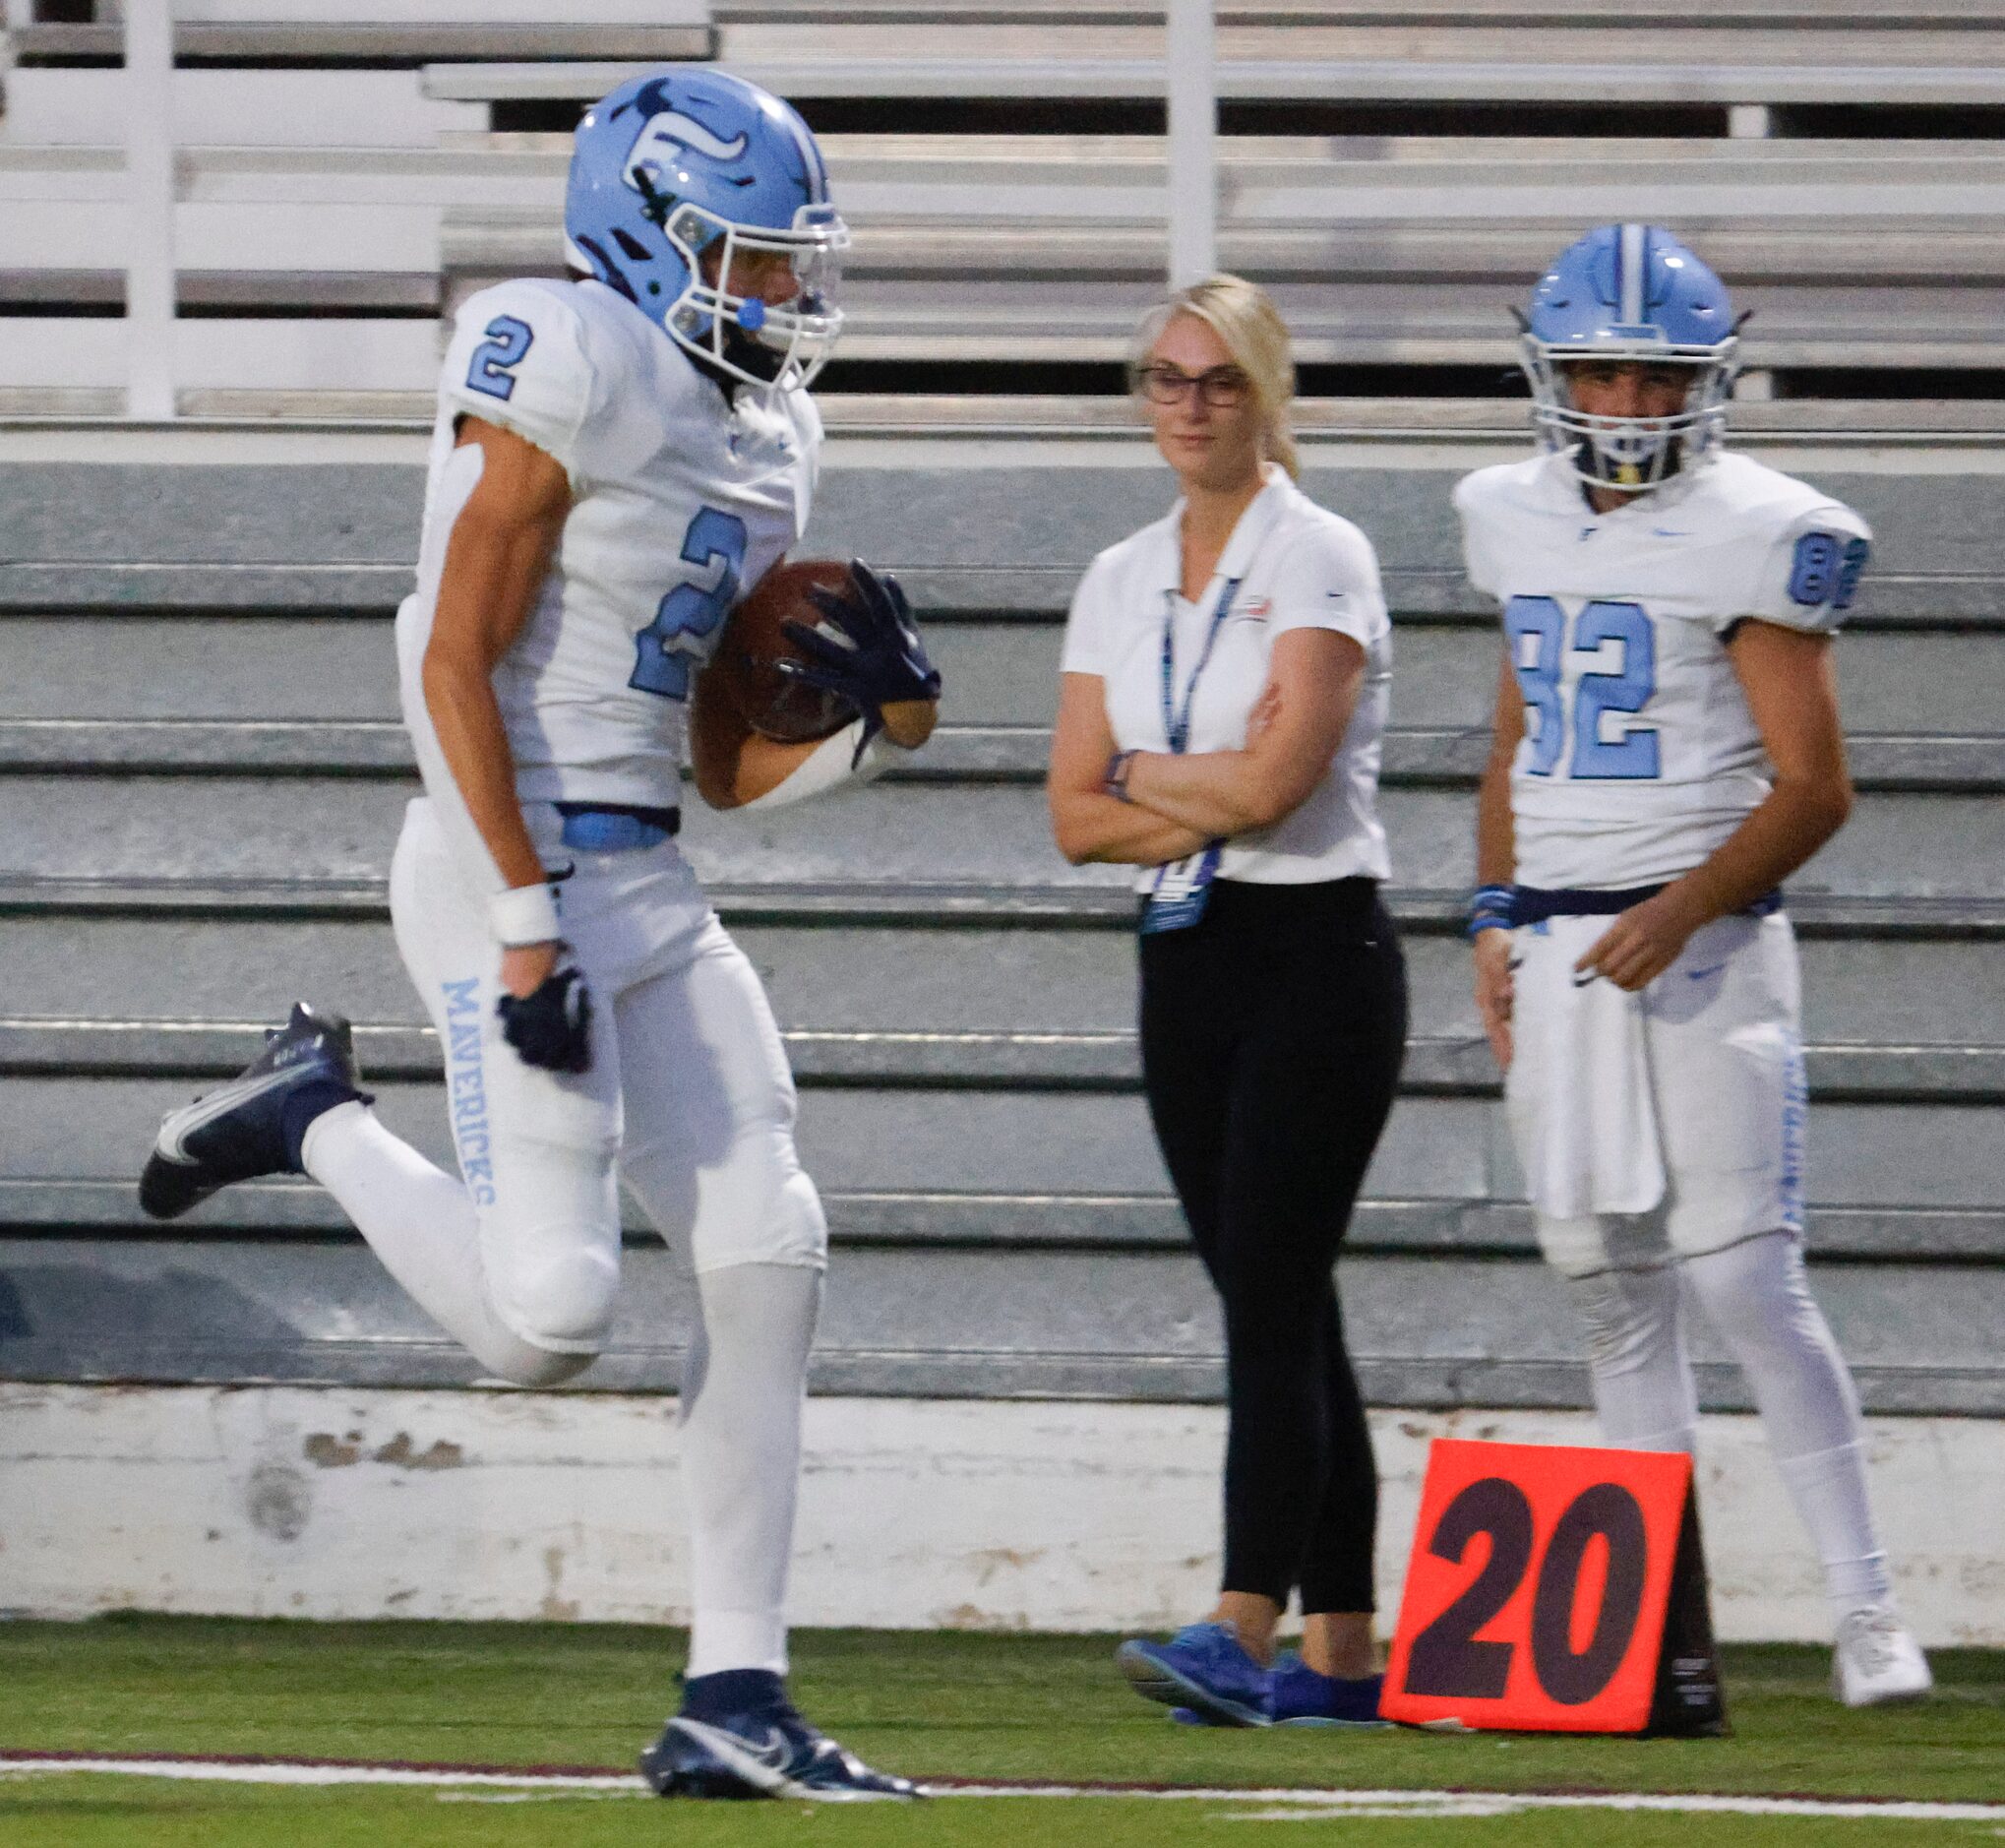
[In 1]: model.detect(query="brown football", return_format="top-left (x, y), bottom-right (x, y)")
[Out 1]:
top-left (704, 558), bottom-right (859, 744)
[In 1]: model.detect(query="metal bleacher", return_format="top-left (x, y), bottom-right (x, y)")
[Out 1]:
top-left (5, 2), bottom-right (2005, 414)
top-left (0, 4), bottom-right (2000, 1419)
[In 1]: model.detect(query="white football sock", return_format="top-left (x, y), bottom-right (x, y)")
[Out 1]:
top-left (1776, 1443), bottom-right (1895, 1614)
top-left (1562, 1263), bottom-right (1699, 1454)
top-left (1681, 1233), bottom-right (1892, 1613)
top-left (679, 1262), bottom-right (820, 1681)
top-left (301, 1100), bottom-right (587, 1387)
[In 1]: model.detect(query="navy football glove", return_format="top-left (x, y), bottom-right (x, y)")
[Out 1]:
top-left (777, 560), bottom-right (942, 761)
top-left (498, 964), bottom-right (593, 1075)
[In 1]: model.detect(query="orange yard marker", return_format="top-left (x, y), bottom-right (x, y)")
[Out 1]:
top-left (1382, 1439), bottom-right (1727, 1737)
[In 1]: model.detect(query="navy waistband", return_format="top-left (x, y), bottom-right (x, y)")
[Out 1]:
top-left (1510, 883), bottom-right (1781, 925)
top-left (554, 801), bottom-right (681, 852)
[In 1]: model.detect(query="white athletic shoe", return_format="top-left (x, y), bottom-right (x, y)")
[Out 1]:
top-left (1832, 1605), bottom-right (1932, 1707)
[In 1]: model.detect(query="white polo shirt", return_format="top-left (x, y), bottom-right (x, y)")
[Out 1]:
top-left (1061, 465), bottom-right (1393, 888)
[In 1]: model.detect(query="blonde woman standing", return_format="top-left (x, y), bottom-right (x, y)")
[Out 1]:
top-left (1049, 277), bottom-right (1404, 1728)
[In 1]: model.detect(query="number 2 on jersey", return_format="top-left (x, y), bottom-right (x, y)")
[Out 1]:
top-left (1504, 595), bottom-right (1660, 780)
top-left (465, 315), bottom-right (533, 401)
top-left (631, 506), bottom-right (748, 701)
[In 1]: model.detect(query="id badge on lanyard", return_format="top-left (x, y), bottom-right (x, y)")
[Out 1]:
top-left (1139, 575), bottom-right (1240, 936)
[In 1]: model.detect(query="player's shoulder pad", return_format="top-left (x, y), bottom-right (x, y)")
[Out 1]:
top-left (1453, 455), bottom-right (1549, 597)
top-left (1707, 454), bottom-right (1871, 635)
top-left (788, 379), bottom-right (825, 450)
top-left (440, 277), bottom-right (602, 469)
top-left (1452, 454), bottom-right (1549, 524)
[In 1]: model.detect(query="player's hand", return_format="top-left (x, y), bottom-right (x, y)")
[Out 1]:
top-left (881, 697), bottom-right (939, 750)
top-left (1575, 887), bottom-right (1708, 992)
top-left (1472, 928), bottom-right (1516, 1069)
top-left (501, 940), bottom-right (560, 1000)
top-left (778, 559), bottom-right (942, 757)
top-left (497, 960), bottom-right (593, 1074)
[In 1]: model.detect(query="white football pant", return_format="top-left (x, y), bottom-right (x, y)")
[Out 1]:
top-left (1504, 906), bottom-right (1894, 1617)
top-left (302, 795), bottom-right (826, 1674)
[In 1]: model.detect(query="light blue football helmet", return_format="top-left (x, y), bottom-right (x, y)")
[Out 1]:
top-left (1519, 222), bottom-right (1740, 487)
top-left (565, 67), bottom-right (848, 393)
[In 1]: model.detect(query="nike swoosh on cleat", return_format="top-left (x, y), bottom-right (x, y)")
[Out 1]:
top-left (155, 1065), bottom-right (311, 1158)
top-left (668, 1718), bottom-right (793, 1796)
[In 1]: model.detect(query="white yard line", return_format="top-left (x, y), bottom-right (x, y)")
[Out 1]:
top-left (0, 1756), bottom-right (638, 1790)
top-left (1, 1755), bottom-right (2002, 1822)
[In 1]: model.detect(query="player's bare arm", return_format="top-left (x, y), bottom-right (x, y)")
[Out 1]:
top-left (1049, 670), bottom-right (1210, 866)
top-left (1575, 620), bottom-right (1852, 992)
top-left (692, 561), bottom-right (941, 810)
top-left (422, 415), bottom-right (573, 998)
top-left (1473, 649), bottom-right (1525, 1066)
top-left (1117, 627), bottom-right (1366, 836)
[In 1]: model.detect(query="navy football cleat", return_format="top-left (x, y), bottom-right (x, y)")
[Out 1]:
top-left (1116, 1622), bottom-right (1272, 1727)
top-left (639, 1671), bottom-right (917, 1804)
top-left (139, 1003), bottom-right (365, 1220)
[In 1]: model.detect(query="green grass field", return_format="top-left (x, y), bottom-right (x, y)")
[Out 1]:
top-left (0, 1618), bottom-right (1999, 1846)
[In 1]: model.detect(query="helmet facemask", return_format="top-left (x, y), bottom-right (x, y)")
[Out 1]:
top-left (1522, 335), bottom-right (1737, 489)
top-left (654, 195), bottom-right (848, 397)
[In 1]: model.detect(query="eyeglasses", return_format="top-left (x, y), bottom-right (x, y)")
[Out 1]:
top-left (1135, 363), bottom-right (1251, 408)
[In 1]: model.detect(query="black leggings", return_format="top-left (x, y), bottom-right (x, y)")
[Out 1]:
top-left (1138, 876), bottom-right (1407, 1615)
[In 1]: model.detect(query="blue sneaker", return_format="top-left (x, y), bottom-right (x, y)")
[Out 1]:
top-left (1116, 1622), bottom-right (1271, 1727)
top-left (140, 1003), bottom-right (366, 1220)
top-left (1269, 1654), bottom-right (1391, 1728)
top-left (639, 1669), bottom-right (918, 1803)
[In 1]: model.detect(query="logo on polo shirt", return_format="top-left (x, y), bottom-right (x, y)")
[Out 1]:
top-left (1234, 595), bottom-right (1271, 622)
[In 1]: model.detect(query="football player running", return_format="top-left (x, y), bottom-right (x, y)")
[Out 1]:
top-left (138, 69), bottom-right (937, 1798)
top-left (1459, 223), bottom-right (1929, 1707)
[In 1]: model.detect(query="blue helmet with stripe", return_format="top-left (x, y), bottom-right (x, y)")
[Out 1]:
top-left (565, 67), bottom-right (847, 393)
top-left (1519, 223), bottom-right (1741, 487)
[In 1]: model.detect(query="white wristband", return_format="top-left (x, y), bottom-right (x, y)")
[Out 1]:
top-left (488, 882), bottom-right (560, 947)
top-left (741, 718), bottom-right (897, 812)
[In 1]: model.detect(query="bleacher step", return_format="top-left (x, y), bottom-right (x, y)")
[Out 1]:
top-left (11, 1177), bottom-right (2000, 1264)
top-left (2, 717), bottom-right (1998, 793)
top-left (0, 1217), bottom-right (1993, 1414)
top-left (4, 1017), bottom-right (1998, 1104)
top-left (2, 771), bottom-right (1996, 900)
top-left (10, 1072), bottom-right (1996, 1224)
top-left (4, 903), bottom-right (1997, 1052)
top-left (11, 24), bottom-right (712, 68)
top-left (7, 612), bottom-right (2002, 744)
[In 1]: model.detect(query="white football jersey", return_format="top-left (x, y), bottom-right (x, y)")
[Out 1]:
top-left (1454, 449), bottom-right (1869, 889)
top-left (397, 277), bottom-right (820, 833)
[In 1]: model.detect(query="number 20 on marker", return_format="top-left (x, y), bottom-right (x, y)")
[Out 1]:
top-left (1382, 1439), bottom-right (1723, 1735)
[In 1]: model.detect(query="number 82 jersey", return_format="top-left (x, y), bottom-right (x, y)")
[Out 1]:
top-left (1453, 449), bottom-right (1869, 890)
top-left (397, 277), bottom-right (820, 820)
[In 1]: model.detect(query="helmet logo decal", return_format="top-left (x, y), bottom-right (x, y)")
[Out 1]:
top-left (624, 110), bottom-right (750, 191)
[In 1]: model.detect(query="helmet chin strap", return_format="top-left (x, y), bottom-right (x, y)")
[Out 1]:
top-left (1577, 433), bottom-right (1683, 491)
top-left (722, 325), bottom-right (785, 385)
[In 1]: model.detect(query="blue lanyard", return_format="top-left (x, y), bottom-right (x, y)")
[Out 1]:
top-left (1160, 575), bottom-right (1241, 756)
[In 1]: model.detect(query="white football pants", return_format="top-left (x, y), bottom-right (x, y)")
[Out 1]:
top-left (302, 796), bottom-right (827, 1674)
top-left (1506, 907), bottom-right (1893, 1616)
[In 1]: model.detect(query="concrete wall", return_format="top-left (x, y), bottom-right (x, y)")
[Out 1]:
top-left (1, 1384), bottom-right (1997, 1646)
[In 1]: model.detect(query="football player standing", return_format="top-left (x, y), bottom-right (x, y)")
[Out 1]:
top-left (1459, 223), bottom-right (1930, 1707)
top-left (138, 69), bottom-right (937, 1798)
